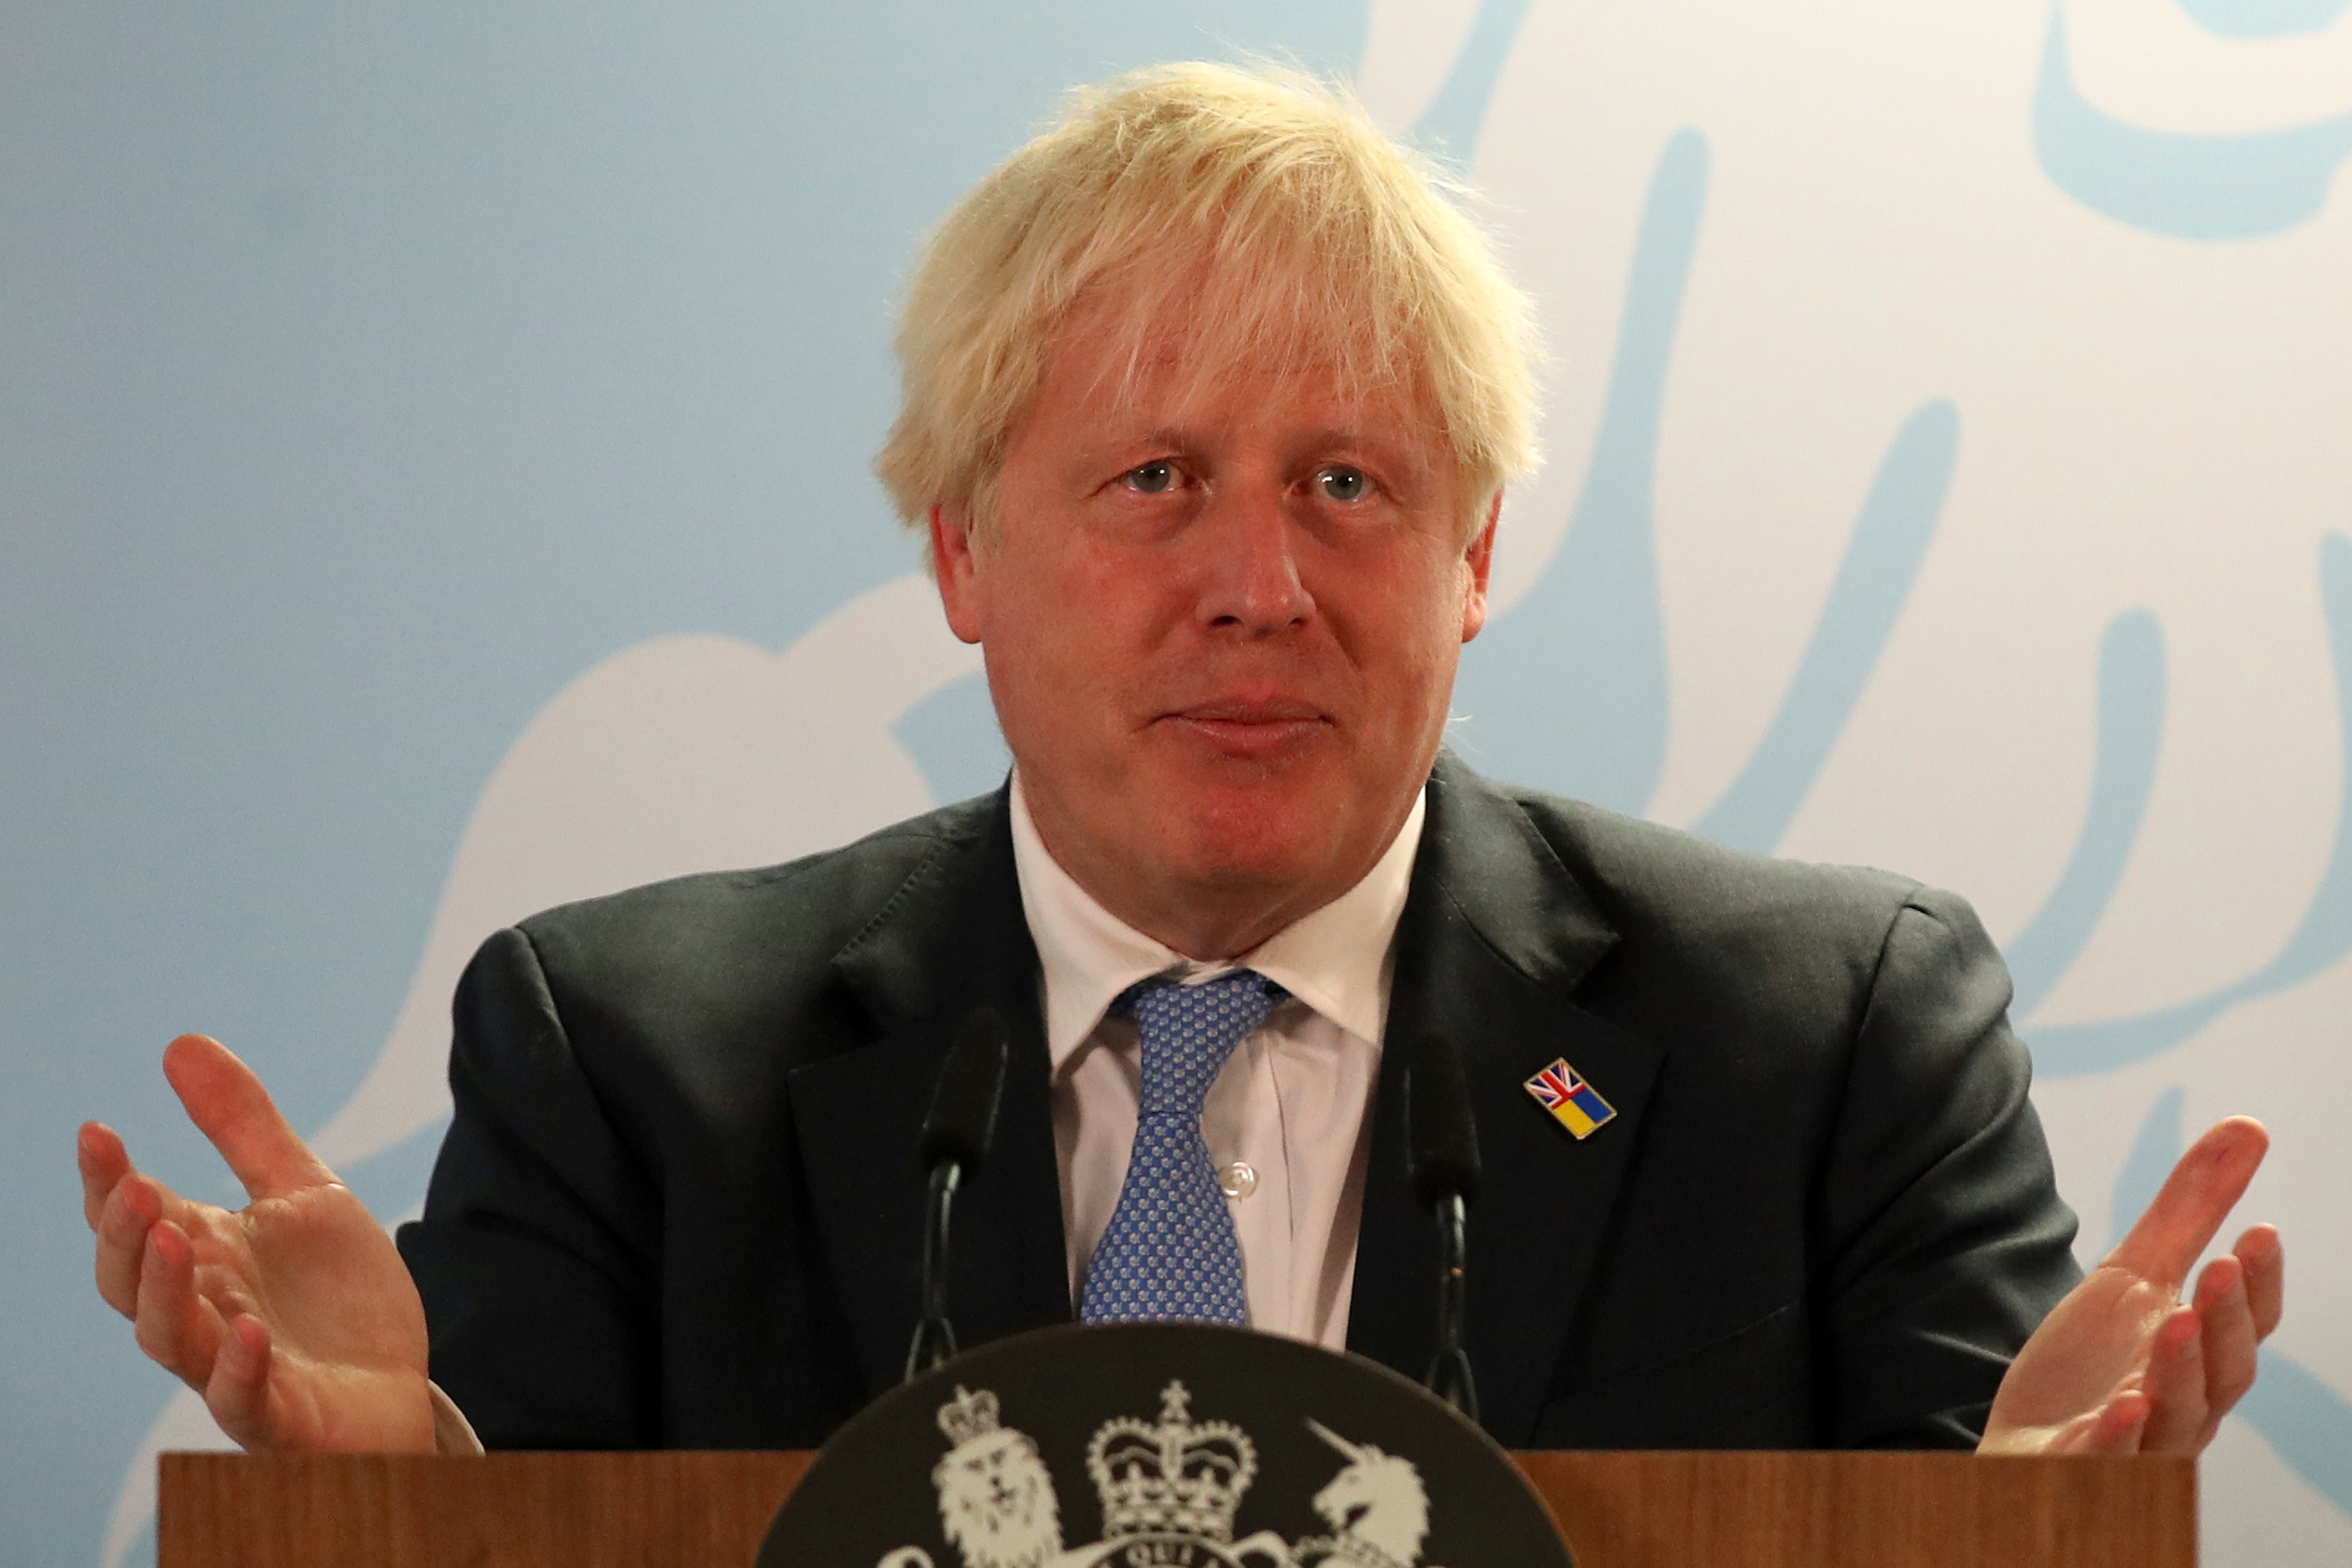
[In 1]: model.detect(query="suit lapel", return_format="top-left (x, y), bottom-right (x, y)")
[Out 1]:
top-left (1349, 755), bottom-right (1664, 1445)
top-left (786, 793), bottom-right (1072, 1400)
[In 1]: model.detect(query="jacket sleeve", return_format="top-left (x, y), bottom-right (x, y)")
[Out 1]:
top-left (395, 925), bottom-right (664, 1447)
top-left (1815, 886), bottom-right (2084, 1447)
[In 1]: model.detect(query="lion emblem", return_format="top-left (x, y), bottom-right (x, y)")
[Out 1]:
top-left (918, 1387), bottom-right (1065, 1568)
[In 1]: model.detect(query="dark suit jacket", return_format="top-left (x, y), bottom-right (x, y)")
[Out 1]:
top-left (396, 754), bottom-right (2082, 1452)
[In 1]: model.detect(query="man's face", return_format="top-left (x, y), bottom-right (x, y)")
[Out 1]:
top-left (932, 309), bottom-right (1495, 958)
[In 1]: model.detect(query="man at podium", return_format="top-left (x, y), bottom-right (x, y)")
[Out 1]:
top-left (78, 63), bottom-right (2281, 1462)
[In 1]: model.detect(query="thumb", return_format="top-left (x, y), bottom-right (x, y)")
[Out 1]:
top-left (162, 1035), bottom-right (338, 1202)
top-left (2106, 1116), bottom-right (2269, 1289)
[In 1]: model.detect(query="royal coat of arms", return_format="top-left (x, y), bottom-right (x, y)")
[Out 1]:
top-left (878, 1380), bottom-right (1444, 1568)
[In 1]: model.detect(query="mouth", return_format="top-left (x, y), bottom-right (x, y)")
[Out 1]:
top-left (1157, 697), bottom-right (1333, 760)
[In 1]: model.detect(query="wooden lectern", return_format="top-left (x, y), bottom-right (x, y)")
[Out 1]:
top-left (159, 1449), bottom-right (2193, 1567)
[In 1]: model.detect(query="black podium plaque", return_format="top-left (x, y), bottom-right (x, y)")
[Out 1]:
top-left (760, 1321), bottom-right (1572, 1567)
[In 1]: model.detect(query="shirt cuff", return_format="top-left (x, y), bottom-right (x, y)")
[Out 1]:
top-left (429, 1381), bottom-right (485, 1455)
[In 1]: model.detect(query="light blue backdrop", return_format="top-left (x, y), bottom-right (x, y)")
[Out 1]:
top-left (5, 3), bottom-right (2348, 1564)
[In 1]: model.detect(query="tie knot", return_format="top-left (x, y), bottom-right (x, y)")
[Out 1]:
top-left (1125, 970), bottom-right (1284, 1117)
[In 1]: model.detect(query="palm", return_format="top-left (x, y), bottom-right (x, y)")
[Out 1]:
top-left (1985, 1265), bottom-right (2181, 1450)
top-left (82, 1035), bottom-right (435, 1452)
top-left (188, 1183), bottom-right (430, 1447)
top-left (1980, 1117), bottom-right (2283, 1456)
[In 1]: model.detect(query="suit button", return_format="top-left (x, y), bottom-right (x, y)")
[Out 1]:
top-left (1218, 1161), bottom-right (1258, 1199)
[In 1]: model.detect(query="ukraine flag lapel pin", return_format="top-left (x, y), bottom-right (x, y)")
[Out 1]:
top-left (1524, 1058), bottom-right (1616, 1140)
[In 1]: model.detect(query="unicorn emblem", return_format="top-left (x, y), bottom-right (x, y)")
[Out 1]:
top-left (1289, 1420), bottom-right (1442, 1568)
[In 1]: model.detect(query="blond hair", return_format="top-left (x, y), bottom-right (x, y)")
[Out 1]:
top-left (874, 61), bottom-right (1539, 552)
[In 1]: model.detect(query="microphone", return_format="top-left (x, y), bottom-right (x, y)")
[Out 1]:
top-left (1404, 1032), bottom-right (1481, 1422)
top-left (903, 1008), bottom-right (1010, 1383)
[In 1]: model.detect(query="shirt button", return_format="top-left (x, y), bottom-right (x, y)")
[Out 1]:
top-left (1219, 1161), bottom-right (1258, 1199)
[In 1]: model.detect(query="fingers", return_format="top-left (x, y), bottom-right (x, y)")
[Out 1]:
top-left (162, 1034), bottom-right (336, 1202)
top-left (131, 1219), bottom-right (229, 1386)
top-left (2107, 1116), bottom-right (2270, 1289)
top-left (204, 1314), bottom-right (278, 1449)
top-left (2066, 1389), bottom-right (2151, 1455)
top-left (93, 1170), bottom-right (168, 1318)
top-left (79, 1122), bottom-right (132, 1231)
top-left (2236, 1223), bottom-right (2285, 1340)
top-left (2189, 1253), bottom-right (2261, 1448)
top-left (2137, 1306), bottom-right (2211, 1453)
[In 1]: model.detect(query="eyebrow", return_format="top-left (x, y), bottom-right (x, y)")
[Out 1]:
top-left (1117, 426), bottom-right (1412, 460)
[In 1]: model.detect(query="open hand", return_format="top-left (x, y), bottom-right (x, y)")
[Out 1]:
top-left (1980, 1115), bottom-right (2282, 1455)
top-left (79, 1035), bottom-right (435, 1452)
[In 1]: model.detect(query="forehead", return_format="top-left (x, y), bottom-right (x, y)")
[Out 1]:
top-left (1032, 290), bottom-right (1445, 456)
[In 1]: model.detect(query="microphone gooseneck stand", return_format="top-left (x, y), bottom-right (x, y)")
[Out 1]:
top-left (903, 1008), bottom-right (1011, 1383)
top-left (1405, 1032), bottom-right (1482, 1423)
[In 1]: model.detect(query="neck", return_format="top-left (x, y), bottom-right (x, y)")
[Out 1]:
top-left (1043, 845), bottom-right (1354, 961)
top-left (1018, 794), bottom-right (1412, 962)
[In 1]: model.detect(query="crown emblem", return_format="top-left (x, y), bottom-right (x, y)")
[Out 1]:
top-left (936, 1385), bottom-right (1002, 1448)
top-left (1085, 1380), bottom-right (1258, 1542)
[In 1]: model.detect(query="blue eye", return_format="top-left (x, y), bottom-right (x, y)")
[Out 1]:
top-left (1318, 466), bottom-right (1368, 502)
top-left (1126, 462), bottom-right (1176, 494)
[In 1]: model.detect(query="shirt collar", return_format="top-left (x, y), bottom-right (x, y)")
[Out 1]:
top-left (1008, 773), bottom-right (1426, 1073)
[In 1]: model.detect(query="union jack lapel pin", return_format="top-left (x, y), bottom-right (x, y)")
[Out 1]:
top-left (1524, 1058), bottom-right (1616, 1141)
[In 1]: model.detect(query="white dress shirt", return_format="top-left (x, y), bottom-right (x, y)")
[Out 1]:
top-left (1009, 775), bottom-right (1425, 1350)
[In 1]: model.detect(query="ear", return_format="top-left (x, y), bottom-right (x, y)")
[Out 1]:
top-left (929, 503), bottom-right (985, 646)
top-left (1459, 492), bottom-right (1501, 644)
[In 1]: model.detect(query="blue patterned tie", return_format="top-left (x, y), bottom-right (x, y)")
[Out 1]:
top-left (1079, 971), bottom-right (1284, 1325)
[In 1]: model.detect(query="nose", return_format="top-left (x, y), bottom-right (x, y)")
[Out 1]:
top-left (1195, 477), bottom-right (1314, 634)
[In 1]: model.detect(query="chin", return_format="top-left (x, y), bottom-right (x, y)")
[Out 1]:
top-left (1154, 780), bottom-right (1348, 887)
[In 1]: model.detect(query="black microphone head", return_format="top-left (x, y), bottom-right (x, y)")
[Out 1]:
top-left (1405, 1033), bottom-right (1481, 1209)
top-left (918, 1008), bottom-right (1010, 1171)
